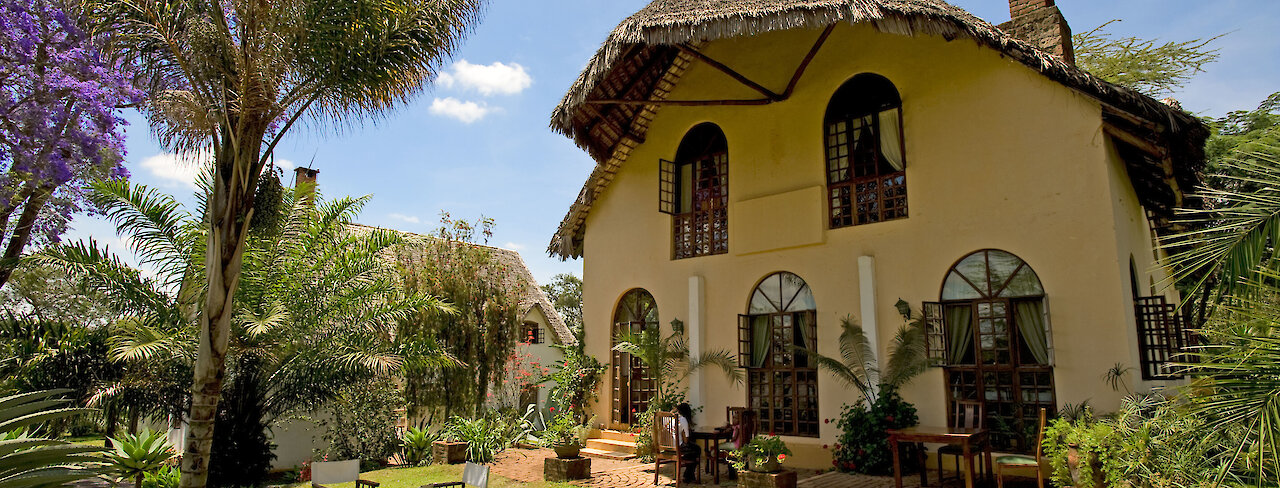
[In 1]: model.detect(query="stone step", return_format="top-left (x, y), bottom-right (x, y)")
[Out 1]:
top-left (580, 447), bottom-right (638, 461)
top-left (584, 438), bottom-right (637, 454)
top-left (597, 429), bottom-right (639, 443)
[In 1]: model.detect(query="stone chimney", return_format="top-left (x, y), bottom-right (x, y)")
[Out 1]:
top-left (293, 167), bottom-right (318, 203)
top-left (999, 0), bottom-right (1075, 65)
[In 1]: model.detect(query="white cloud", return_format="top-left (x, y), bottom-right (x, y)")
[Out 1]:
top-left (429, 97), bottom-right (492, 124)
top-left (273, 159), bottom-right (297, 171)
top-left (503, 242), bottom-right (525, 251)
top-left (389, 213), bottom-right (421, 224)
top-left (140, 152), bottom-right (206, 189)
top-left (437, 60), bottom-right (532, 96)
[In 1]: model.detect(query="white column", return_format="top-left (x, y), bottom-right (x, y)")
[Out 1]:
top-left (688, 275), bottom-right (706, 425)
top-left (858, 256), bottom-right (881, 397)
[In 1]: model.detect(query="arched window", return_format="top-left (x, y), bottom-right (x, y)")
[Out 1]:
top-left (824, 74), bottom-right (906, 228)
top-left (660, 123), bottom-right (729, 259)
top-left (611, 289), bottom-right (658, 426)
top-left (927, 249), bottom-right (1053, 452)
top-left (738, 272), bottom-right (818, 437)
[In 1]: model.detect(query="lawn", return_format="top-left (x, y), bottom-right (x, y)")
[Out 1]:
top-left (280, 465), bottom-right (576, 488)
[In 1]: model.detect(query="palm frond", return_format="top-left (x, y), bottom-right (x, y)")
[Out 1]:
top-left (883, 323), bottom-right (928, 388)
top-left (837, 315), bottom-right (880, 393)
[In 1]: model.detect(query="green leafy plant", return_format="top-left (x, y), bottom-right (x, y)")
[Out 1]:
top-left (106, 429), bottom-right (175, 488)
top-left (830, 384), bottom-right (918, 475)
top-left (1042, 408), bottom-right (1120, 488)
top-left (731, 435), bottom-right (792, 473)
top-left (141, 464), bottom-right (180, 488)
top-left (0, 390), bottom-right (104, 488)
top-left (401, 427), bottom-right (439, 466)
top-left (320, 380), bottom-right (403, 470)
top-left (800, 315), bottom-right (928, 403)
top-left (538, 412), bottom-right (591, 449)
top-left (442, 411), bottom-right (533, 463)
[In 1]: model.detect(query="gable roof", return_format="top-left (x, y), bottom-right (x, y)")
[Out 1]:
top-left (351, 224), bottom-right (577, 346)
top-left (547, 0), bottom-right (1209, 259)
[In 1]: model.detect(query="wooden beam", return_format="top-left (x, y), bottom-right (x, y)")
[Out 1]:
top-left (1101, 103), bottom-right (1164, 133)
top-left (1103, 122), bottom-right (1167, 159)
top-left (782, 23), bottom-right (837, 98)
top-left (1161, 156), bottom-right (1184, 208)
top-left (585, 98), bottom-right (774, 107)
top-left (676, 44), bottom-right (782, 101)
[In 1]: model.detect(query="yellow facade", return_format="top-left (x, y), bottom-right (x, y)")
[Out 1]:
top-left (576, 24), bottom-right (1180, 468)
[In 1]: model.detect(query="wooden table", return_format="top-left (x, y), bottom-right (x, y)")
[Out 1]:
top-left (887, 426), bottom-right (992, 488)
top-left (690, 427), bottom-right (732, 484)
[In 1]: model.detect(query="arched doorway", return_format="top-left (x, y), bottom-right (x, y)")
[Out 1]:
top-left (934, 249), bottom-right (1055, 452)
top-left (740, 272), bottom-right (819, 437)
top-left (611, 289), bottom-right (658, 427)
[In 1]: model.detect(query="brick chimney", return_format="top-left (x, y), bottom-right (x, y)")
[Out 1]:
top-left (999, 0), bottom-right (1075, 65)
top-left (293, 167), bottom-right (318, 203)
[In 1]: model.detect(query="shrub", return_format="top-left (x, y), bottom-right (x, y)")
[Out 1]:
top-left (320, 379), bottom-right (403, 470)
top-left (141, 464), bottom-right (180, 488)
top-left (106, 429), bottom-right (175, 488)
top-left (544, 350), bottom-right (605, 424)
top-left (731, 435), bottom-right (792, 472)
top-left (443, 410), bottom-right (533, 463)
top-left (401, 426), bottom-right (439, 466)
top-left (831, 384), bottom-right (918, 475)
top-left (539, 412), bottom-right (591, 448)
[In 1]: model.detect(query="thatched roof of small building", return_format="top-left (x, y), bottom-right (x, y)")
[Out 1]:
top-left (547, 0), bottom-right (1209, 259)
top-left (350, 224), bottom-right (576, 346)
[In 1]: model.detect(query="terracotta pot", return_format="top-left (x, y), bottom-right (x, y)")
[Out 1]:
top-left (553, 444), bottom-right (581, 459)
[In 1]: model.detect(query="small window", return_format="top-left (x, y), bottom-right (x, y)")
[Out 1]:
top-left (1133, 296), bottom-right (1188, 380)
top-left (522, 322), bottom-right (543, 344)
top-left (824, 74), bottom-right (906, 228)
top-left (660, 123), bottom-right (729, 259)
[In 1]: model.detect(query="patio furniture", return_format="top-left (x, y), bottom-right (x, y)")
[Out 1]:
top-left (430, 462), bottom-right (489, 488)
top-left (311, 460), bottom-right (379, 488)
top-left (691, 426), bottom-right (732, 484)
top-left (716, 408), bottom-right (758, 476)
top-left (653, 411), bottom-right (691, 486)
top-left (888, 426), bottom-right (992, 488)
top-left (937, 400), bottom-right (986, 483)
top-left (995, 408), bottom-right (1047, 488)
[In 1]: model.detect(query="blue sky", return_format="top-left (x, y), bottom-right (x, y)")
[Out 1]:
top-left (65, 0), bottom-right (1280, 286)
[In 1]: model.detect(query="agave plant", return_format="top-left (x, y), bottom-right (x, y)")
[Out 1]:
top-left (400, 427), bottom-right (437, 466)
top-left (106, 429), bottom-right (175, 488)
top-left (0, 390), bottom-right (105, 488)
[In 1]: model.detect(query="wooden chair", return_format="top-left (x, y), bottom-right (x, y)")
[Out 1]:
top-left (995, 408), bottom-right (1048, 488)
top-left (717, 408), bottom-right (758, 471)
top-left (653, 411), bottom-right (690, 486)
top-left (937, 400), bottom-right (985, 483)
top-left (311, 460), bottom-right (379, 488)
top-left (428, 462), bottom-right (489, 488)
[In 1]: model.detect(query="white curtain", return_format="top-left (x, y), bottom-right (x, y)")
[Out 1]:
top-left (879, 108), bottom-right (905, 171)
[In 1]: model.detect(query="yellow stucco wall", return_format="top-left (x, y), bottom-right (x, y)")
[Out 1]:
top-left (576, 23), bottom-right (1165, 469)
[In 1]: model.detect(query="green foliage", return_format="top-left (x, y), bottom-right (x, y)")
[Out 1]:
top-left (320, 380), bottom-right (403, 470)
top-left (540, 274), bottom-right (583, 335)
top-left (400, 427), bottom-right (439, 466)
top-left (1042, 408), bottom-right (1121, 488)
top-left (611, 322), bottom-right (741, 404)
top-left (0, 390), bottom-right (104, 488)
top-left (142, 464), bottom-right (180, 488)
top-left (1206, 93), bottom-right (1280, 174)
top-left (0, 318), bottom-right (122, 432)
top-left (538, 412), bottom-right (590, 449)
top-left (543, 348), bottom-right (605, 425)
top-left (801, 315), bottom-right (929, 404)
top-left (441, 411), bottom-right (533, 464)
top-left (0, 264), bottom-right (118, 325)
top-left (1073, 19), bottom-right (1220, 96)
top-left (397, 214), bottom-right (523, 421)
top-left (106, 429), bottom-right (175, 488)
top-left (730, 435), bottom-right (792, 473)
top-left (631, 386), bottom-right (694, 461)
top-left (831, 385), bottom-right (918, 475)
top-left (208, 359), bottom-right (275, 487)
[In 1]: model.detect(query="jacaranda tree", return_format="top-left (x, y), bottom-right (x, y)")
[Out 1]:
top-left (92, 0), bottom-right (485, 485)
top-left (0, 0), bottom-right (138, 289)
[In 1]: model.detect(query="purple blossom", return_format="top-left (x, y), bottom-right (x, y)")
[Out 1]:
top-left (0, 0), bottom-right (139, 263)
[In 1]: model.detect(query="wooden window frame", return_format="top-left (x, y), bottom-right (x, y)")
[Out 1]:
top-left (741, 310), bottom-right (819, 438)
top-left (1133, 296), bottom-right (1188, 380)
top-left (522, 322), bottom-right (543, 344)
top-left (611, 290), bottom-right (658, 427)
top-left (670, 151), bottom-right (729, 260)
top-left (825, 105), bottom-right (907, 229)
top-left (922, 302), bottom-right (947, 366)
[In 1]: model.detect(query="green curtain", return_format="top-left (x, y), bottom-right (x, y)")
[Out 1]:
top-left (1015, 300), bottom-right (1050, 365)
top-left (794, 312), bottom-right (812, 367)
top-left (751, 315), bottom-right (771, 368)
top-left (946, 304), bottom-right (973, 365)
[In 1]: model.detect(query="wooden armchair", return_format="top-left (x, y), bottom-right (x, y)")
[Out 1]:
top-left (311, 460), bottom-right (379, 488)
top-left (428, 462), bottom-right (489, 488)
top-left (653, 411), bottom-right (690, 487)
top-left (938, 400), bottom-right (985, 482)
top-left (717, 408), bottom-right (758, 469)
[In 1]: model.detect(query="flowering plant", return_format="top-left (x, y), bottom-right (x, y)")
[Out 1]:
top-left (731, 434), bottom-right (792, 473)
top-left (539, 412), bottom-right (592, 448)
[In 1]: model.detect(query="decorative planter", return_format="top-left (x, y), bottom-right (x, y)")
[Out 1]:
top-left (739, 469), bottom-right (797, 488)
top-left (544, 456), bottom-right (591, 481)
top-left (433, 441), bottom-right (468, 465)
top-left (553, 444), bottom-right (582, 459)
top-left (1067, 444), bottom-right (1108, 488)
top-left (750, 456), bottom-right (781, 473)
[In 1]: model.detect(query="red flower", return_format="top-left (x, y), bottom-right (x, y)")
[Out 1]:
top-left (885, 415), bottom-right (895, 423)
top-left (778, 454), bottom-right (787, 462)
top-left (824, 418), bottom-right (830, 424)
top-left (831, 459), bottom-right (839, 467)
top-left (822, 444), bottom-right (829, 449)
top-left (549, 407), bottom-right (556, 412)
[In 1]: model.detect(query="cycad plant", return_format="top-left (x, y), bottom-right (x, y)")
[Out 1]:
top-left (92, 0), bottom-right (484, 485)
top-left (801, 314), bottom-right (929, 403)
top-left (0, 390), bottom-right (105, 488)
top-left (105, 429), bottom-right (174, 488)
top-left (611, 322), bottom-right (742, 405)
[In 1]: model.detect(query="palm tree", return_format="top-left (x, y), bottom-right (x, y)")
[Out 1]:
top-left (801, 315), bottom-right (928, 403)
top-left (0, 390), bottom-right (105, 488)
top-left (611, 323), bottom-right (742, 407)
top-left (93, 0), bottom-right (483, 485)
top-left (40, 178), bottom-right (453, 485)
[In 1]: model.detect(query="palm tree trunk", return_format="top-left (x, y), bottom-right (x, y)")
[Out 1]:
top-left (179, 142), bottom-right (261, 488)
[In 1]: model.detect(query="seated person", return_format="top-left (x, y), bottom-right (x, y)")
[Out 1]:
top-left (667, 403), bottom-right (700, 483)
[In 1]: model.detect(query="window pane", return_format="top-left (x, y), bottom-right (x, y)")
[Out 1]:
top-left (943, 271), bottom-right (983, 300)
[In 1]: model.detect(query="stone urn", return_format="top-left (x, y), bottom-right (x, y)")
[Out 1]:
top-left (739, 469), bottom-right (796, 488)
top-left (553, 443), bottom-right (582, 459)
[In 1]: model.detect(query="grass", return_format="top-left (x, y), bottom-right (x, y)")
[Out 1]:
top-left (279, 465), bottom-right (576, 488)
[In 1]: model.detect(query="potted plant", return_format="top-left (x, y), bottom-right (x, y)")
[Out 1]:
top-left (1043, 410), bottom-right (1119, 488)
top-left (733, 435), bottom-right (792, 473)
top-left (541, 412), bottom-right (591, 459)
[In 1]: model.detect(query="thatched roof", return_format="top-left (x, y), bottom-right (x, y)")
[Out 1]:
top-left (547, 0), bottom-right (1209, 259)
top-left (351, 224), bottom-right (576, 346)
